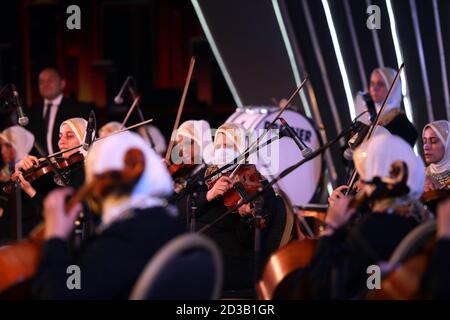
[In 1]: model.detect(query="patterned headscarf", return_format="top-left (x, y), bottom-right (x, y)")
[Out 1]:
top-left (423, 120), bottom-right (450, 175)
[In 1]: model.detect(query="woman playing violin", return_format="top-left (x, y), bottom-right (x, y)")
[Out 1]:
top-left (11, 117), bottom-right (88, 199)
top-left (0, 126), bottom-right (35, 182)
top-left (177, 123), bottom-right (277, 293)
top-left (168, 120), bottom-right (213, 193)
top-left (0, 126), bottom-right (37, 239)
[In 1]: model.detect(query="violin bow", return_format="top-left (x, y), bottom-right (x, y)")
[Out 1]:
top-left (172, 75), bottom-right (310, 202)
top-left (39, 118), bottom-right (154, 162)
top-left (120, 95), bottom-right (141, 129)
top-left (164, 57), bottom-right (196, 163)
top-left (345, 62), bottom-right (405, 195)
top-left (228, 74), bottom-right (310, 178)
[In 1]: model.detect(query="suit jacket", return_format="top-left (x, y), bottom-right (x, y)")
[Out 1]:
top-left (27, 97), bottom-right (92, 155)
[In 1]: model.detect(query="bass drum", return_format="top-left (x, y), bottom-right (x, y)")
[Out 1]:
top-left (226, 106), bottom-right (322, 206)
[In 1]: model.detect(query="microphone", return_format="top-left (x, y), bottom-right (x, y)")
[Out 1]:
top-left (114, 76), bottom-right (133, 104)
top-left (279, 118), bottom-right (312, 157)
top-left (359, 91), bottom-right (377, 123)
top-left (343, 148), bottom-right (354, 161)
top-left (83, 110), bottom-right (96, 151)
top-left (344, 120), bottom-right (369, 160)
top-left (11, 85), bottom-right (29, 126)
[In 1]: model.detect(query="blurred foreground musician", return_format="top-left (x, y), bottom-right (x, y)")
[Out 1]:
top-left (306, 134), bottom-right (430, 299)
top-left (32, 131), bottom-right (184, 299)
top-left (421, 197), bottom-right (450, 299)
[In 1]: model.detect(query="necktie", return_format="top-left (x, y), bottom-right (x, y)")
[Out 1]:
top-left (44, 103), bottom-right (52, 131)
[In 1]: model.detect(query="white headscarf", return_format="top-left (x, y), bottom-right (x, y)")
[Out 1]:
top-left (60, 118), bottom-right (88, 156)
top-left (0, 126), bottom-right (35, 162)
top-left (353, 133), bottom-right (425, 200)
top-left (212, 123), bottom-right (249, 168)
top-left (423, 120), bottom-right (450, 175)
top-left (99, 121), bottom-right (121, 138)
top-left (354, 67), bottom-right (402, 124)
top-left (85, 131), bottom-right (173, 226)
top-left (176, 120), bottom-right (214, 164)
top-left (214, 123), bottom-right (248, 154)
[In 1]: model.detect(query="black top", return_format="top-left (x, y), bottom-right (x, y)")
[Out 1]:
top-left (27, 97), bottom-right (92, 155)
top-left (384, 112), bottom-right (418, 147)
top-left (421, 239), bottom-right (450, 299)
top-left (307, 212), bottom-right (419, 299)
top-left (176, 166), bottom-right (277, 291)
top-left (32, 206), bottom-right (185, 299)
top-left (0, 188), bottom-right (40, 242)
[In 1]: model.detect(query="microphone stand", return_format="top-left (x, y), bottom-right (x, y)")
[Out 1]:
top-left (253, 196), bottom-right (264, 283)
top-left (10, 141), bottom-right (68, 241)
top-left (128, 84), bottom-right (156, 149)
top-left (14, 181), bottom-right (22, 240)
top-left (189, 191), bottom-right (198, 233)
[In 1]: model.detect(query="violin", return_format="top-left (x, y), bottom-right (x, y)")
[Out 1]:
top-left (207, 164), bottom-right (262, 209)
top-left (2, 152), bottom-right (84, 194)
top-left (421, 188), bottom-right (450, 204)
top-left (167, 163), bottom-right (198, 180)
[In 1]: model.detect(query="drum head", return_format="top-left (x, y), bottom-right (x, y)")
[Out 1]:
top-left (227, 107), bottom-right (322, 206)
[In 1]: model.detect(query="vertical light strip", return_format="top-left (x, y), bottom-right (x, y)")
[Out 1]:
top-left (410, 0), bottom-right (434, 122)
top-left (366, 0), bottom-right (385, 67)
top-left (433, 0), bottom-right (450, 120)
top-left (276, 0), bottom-right (338, 187)
top-left (322, 0), bottom-right (355, 119)
top-left (302, 0), bottom-right (343, 133)
top-left (386, 0), bottom-right (415, 124)
top-left (344, 0), bottom-right (368, 90)
top-left (271, 0), bottom-right (312, 118)
top-left (191, 0), bottom-right (243, 107)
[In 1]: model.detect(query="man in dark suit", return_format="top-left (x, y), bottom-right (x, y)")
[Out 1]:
top-left (28, 68), bottom-right (91, 155)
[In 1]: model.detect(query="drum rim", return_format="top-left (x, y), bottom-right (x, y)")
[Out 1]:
top-left (228, 106), bottom-right (326, 205)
